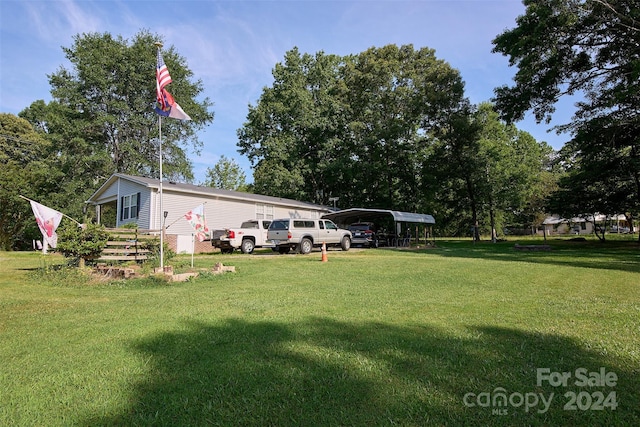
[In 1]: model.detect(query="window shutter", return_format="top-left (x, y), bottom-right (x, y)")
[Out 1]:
top-left (136, 192), bottom-right (141, 217)
top-left (119, 196), bottom-right (124, 221)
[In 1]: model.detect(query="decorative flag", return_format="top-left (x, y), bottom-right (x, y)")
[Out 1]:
top-left (155, 50), bottom-right (191, 121)
top-left (184, 204), bottom-right (209, 242)
top-left (30, 200), bottom-right (64, 248)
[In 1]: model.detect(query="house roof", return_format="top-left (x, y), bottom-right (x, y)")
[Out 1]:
top-left (322, 208), bottom-right (435, 225)
top-left (87, 173), bottom-right (331, 211)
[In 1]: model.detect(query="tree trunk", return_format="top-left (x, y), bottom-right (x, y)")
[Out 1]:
top-left (591, 217), bottom-right (605, 242)
top-left (630, 146), bottom-right (640, 244)
top-left (466, 177), bottom-right (480, 242)
top-left (489, 192), bottom-right (497, 243)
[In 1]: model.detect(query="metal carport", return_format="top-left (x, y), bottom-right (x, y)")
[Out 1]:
top-left (321, 208), bottom-right (435, 247)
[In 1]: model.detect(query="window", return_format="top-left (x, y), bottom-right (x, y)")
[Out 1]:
top-left (120, 192), bottom-right (140, 221)
top-left (293, 220), bottom-right (315, 228)
top-left (256, 204), bottom-right (274, 220)
top-left (324, 220), bottom-right (338, 230)
top-left (270, 219), bottom-right (289, 230)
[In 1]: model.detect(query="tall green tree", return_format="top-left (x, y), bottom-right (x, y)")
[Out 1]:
top-left (0, 114), bottom-right (59, 249)
top-left (341, 44), bottom-right (465, 210)
top-left (492, 0), bottom-right (640, 234)
top-left (203, 155), bottom-right (248, 191)
top-left (547, 115), bottom-right (639, 240)
top-left (238, 44), bottom-right (465, 210)
top-left (238, 48), bottom-right (346, 203)
top-left (475, 103), bottom-right (555, 241)
top-left (423, 103), bottom-right (482, 238)
top-left (21, 30), bottom-right (214, 182)
top-left (19, 99), bottom-right (112, 220)
top-left (425, 103), bottom-right (555, 240)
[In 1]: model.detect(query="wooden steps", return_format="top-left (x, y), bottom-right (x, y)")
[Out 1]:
top-left (97, 228), bottom-right (160, 262)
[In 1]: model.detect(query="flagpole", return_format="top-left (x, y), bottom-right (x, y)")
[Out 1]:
top-left (156, 41), bottom-right (165, 272)
top-left (154, 40), bottom-right (192, 271)
top-left (159, 114), bottom-right (164, 271)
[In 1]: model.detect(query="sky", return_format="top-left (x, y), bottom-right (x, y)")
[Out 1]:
top-left (0, 0), bottom-right (575, 184)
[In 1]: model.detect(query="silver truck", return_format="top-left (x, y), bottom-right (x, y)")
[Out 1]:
top-left (267, 218), bottom-right (352, 254)
top-left (211, 219), bottom-right (274, 254)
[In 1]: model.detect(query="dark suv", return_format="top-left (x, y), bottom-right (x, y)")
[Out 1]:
top-left (348, 223), bottom-right (378, 248)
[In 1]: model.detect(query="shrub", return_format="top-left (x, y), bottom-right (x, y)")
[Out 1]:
top-left (56, 222), bottom-right (109, 267)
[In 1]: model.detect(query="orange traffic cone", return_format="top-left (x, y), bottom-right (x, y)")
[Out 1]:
top-left (321, 241), bottom-right (328, 262)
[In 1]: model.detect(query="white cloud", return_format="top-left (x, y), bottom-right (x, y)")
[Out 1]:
top-left (24, 0), bottom-right (102, 44)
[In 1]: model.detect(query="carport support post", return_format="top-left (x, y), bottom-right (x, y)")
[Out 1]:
top-left (395, 221), bottom-right (399, 247)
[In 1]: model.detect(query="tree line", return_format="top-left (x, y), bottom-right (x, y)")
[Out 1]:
top-left (2, 1), bottom-right (639, 249)
top-left (237, 45), bottom-right (555, 240)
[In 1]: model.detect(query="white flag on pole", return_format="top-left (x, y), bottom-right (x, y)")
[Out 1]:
top-left (30, 200), bottom-right (64, 248)
top-left (184, 204), bottom-right (209, 242)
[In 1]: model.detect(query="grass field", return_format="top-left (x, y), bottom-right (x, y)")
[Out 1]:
top-left (1, 238), bottom-right (639, 426)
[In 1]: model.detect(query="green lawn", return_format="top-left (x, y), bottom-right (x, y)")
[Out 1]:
top-left (1, 238), bottom-right (639, 426)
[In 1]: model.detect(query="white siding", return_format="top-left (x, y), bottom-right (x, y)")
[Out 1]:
top-left (158, 190), bottom-right (326, 234)
top-left (166, 194), bottom-right (248, 232)
top-left (211, 197), bottom-right (259, 229)
top-left (271, 206), bottom-right (319, 219)
top-left (159, 190), bottom-right (256, 234)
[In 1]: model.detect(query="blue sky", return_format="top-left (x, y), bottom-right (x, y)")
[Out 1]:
top-left (1, 0), bottom-right (573, 184)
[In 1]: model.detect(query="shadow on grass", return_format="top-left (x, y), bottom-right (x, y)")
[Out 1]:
top-left (405, 239), bottom-right (640, 274)
top-left (84, 318), bottom-right (638, 426)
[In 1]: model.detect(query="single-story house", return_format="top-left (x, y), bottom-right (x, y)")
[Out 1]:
top-left (540, 214), bottom-right (632, 236)
top-left (86, 173), bottom-right (332, 253)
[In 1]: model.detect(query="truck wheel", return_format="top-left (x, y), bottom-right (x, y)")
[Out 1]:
top-left (341, 236), bottom-right (351, 251)
top-left (298, 238), bottom-right (313, 255)
top-left (241, 239), bottom-right (255, 254)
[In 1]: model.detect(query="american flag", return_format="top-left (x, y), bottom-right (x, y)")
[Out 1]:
top-left (156, 51), bottom-right (172, 110)
top-left (154, 48), bottom-right (191, 120)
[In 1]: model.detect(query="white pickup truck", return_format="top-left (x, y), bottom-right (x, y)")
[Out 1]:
top-left (211, 219), bottom-right (274, 254)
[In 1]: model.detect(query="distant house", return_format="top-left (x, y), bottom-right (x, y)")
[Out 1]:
top-left (86, 173), bottom-right (331, 253)
top-left (541, 214), bottom-right (632, 236)
top-left (541, 215), bottom-right (592, 235)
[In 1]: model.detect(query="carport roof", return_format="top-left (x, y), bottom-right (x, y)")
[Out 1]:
top-left (322, 208), bottom-right (435, 225)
